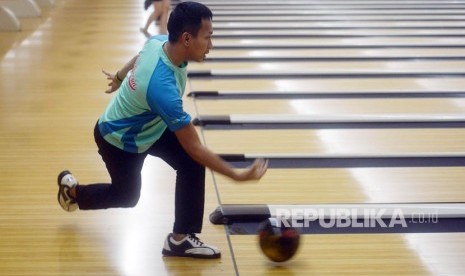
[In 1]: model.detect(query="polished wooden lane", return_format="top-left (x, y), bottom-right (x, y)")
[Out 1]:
top-left (189, 77), bottom-right (465, 94)
top-left (230, 233), bottom-right (465, 276)
top-left (211, 23), bottom-right (465, 41)
top-left (212, 21), bottom-right (465, 29)
top-left (188, 60), bottom-right (465, 74)
top-left (201, 0), bottom-right (465, 3)
top-left (212, 167), bottom-right (465, 204)
top-left (193, 98), bottom-right (465, 115)
top-left (209, 7), bottom-right (465, 15)
top-left (211, 37), bottom-right (465, 48)
top-left (200, 1), bottom-right (465, 276)
top-left (206, 48), bottom-right (465, 61)
top-left (211, 14), bottom-right (465, 22)
top-left (211, 29), bottom-right (465, 38)
top-left (201, 128), bottom-right (465, 155)
top-left (206, 3), bottom-right (465, 10)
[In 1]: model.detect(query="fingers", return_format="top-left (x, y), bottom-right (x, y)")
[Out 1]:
top-left (105, 83), bottom-right (118, 94)
top-left (102, 69), bottom-right (111, 77)
top-left (102, 69), bottom-right (118, 93)
top-left (251, 158), bottom-right (268, 179)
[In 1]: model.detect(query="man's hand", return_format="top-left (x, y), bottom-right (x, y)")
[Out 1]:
top-left (234, 158), bottom-right (269, 181)
top-left (175, 123), bottom-right (269, 182)
top-left (102, 69), bottom-right (122, 94)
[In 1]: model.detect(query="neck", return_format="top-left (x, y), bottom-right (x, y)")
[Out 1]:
top-left (164, 42), bottom-right (184, 67)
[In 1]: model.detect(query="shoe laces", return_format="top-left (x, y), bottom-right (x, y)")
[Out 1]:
top-left (187, 234), bottom-right (204, 246)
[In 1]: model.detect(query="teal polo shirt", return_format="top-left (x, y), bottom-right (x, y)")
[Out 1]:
top-left (98, 35), bottom-right (191, 153)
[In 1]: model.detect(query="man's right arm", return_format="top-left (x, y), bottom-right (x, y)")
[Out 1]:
top-left (175, 122), bottom-right (268, 182)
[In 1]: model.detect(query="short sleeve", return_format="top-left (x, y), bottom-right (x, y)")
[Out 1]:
top-left (146, 61), bottom-right (191, 131)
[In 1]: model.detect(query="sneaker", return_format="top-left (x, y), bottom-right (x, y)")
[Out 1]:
top-left (162, 233), bottom-right (221, 259)
top-left (57, 170), bottom-right (78, 212)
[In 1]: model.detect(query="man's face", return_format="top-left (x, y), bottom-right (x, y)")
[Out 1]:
top-left (187, 19), bottom-right (213, 62)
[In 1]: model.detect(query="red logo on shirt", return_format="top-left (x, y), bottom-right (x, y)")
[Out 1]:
top-left (129, 75), bottom-right (137, 91)
top-left (129, 55), bottom-right (140, 91)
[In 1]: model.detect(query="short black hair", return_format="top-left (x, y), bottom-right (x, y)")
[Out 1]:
top-left (167, 1), bottom-right (213, 42)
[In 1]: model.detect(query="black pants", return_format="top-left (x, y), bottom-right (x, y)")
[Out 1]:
top-left (75, 123), bottom-right (206, 234)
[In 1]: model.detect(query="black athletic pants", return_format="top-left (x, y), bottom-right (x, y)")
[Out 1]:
top-left (75, 123), bottom-right (206, 234)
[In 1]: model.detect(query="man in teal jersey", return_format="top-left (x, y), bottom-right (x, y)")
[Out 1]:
top-left (56, 1), bottom-right (268, 259)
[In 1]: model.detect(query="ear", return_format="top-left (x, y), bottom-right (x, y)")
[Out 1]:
top-left (181, 32), bottom-right (191, 47)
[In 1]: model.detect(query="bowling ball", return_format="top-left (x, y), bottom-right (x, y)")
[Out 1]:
top-left (258, 218), bottom-right (300, 262)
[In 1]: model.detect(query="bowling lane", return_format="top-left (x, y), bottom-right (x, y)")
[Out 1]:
top-left (212, 29), bottom-right (465, 37)
top-left (211, 9), bottom-right (463, 16)
top-left (203, 0), bottom-right (465, 5)
top-left (208, 4), bottom-right (465, 11)
top-left (212, 167), bottom-right (465, 204)
top-left (188, 77), bottom-right (465, 94)
top-left (210, 37), bottom-right (465, 48)
top-left (193, 98), bottom-right (465, 115)
top-left (188, 60), bottom-right (465, 75)
top-left (201, 128), bottom-right (465, 155)
top-left (213, 21), bottom-right (465, 29)
top-left (206, 48), bottom-right (465, 60)
top-left (230, 233), bottom-right (465, 275)
top-left (212, 15), bottom-right (465, 22)
top-left (202, 1), bottom-right (465, 274)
